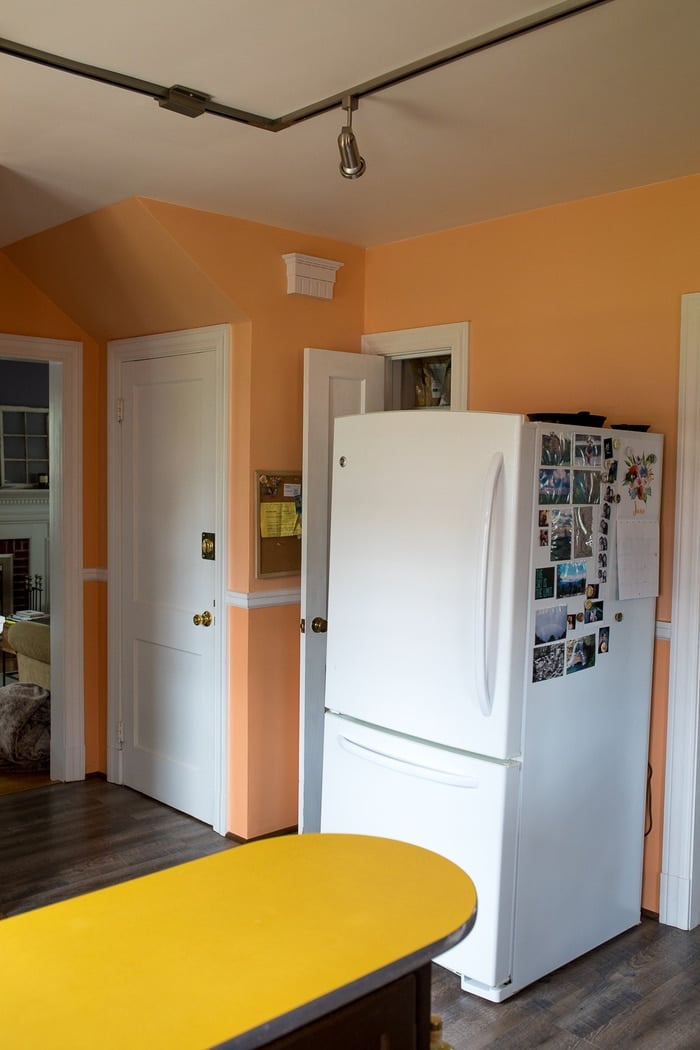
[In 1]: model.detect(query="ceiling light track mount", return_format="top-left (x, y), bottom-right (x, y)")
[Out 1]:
top-left (159, 85), bottom-right (211, 118)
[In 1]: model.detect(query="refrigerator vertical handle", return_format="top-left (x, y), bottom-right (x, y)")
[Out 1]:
top-left (475, 452), bottom-right (503, 717)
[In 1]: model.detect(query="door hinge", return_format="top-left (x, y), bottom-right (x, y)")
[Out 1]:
top-left (117, 720), bottom-right (124, 750)
top-left (116, 397), bottom-right (125, 423)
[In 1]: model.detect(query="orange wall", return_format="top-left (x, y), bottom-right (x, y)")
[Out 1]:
top-left (0, 254), bottom-right (88, 341)
top-left (139, 199), bottom-right (367, 592)
top-left (2, 199), bottom-right (366, 835)
top-left (3, 200), bottom-right (246, 343)
top-left (2, 175), bottom-right (695, 880)
top-left (643, 638), bottom-right (670, 910)
top-left (245, 604), bottom-right (301, 837)
top-left (0, 253), bottom-right (106, 771)
top-left (365, 175), bottom-right (700, 910)
top-left (364, 176), bottom-right (700, 623)
top-left (228, 606), bottom-right (250, 834)
top-left (84, 581), bottom-right (107, 769)
top-left (227, 603), bottom-right (301, 841)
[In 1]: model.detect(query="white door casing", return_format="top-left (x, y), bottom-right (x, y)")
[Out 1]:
top-left (299, 348), bottom-right (385, 832)
top-left (661, 293), bottom-right (700, 929)
top-left (107, 326), bottom-right (229, 833)
top-left (0, 334), bottom-right (84, 783)
top-left (362, 322), bottom-right (469, 411)
top-left (299, 324), bottom-right (469, 833)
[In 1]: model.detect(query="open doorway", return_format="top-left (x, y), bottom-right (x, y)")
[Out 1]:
top-left (0, 361), bottom-right (51, 793)
top-left (0, 334), bottom-right (84, 789)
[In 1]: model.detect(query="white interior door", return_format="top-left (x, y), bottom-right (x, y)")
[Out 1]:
top-left (299, 348), bottom-right (384, 832)
top-left (299, 326), bottom-right (469, 832)
top-left (114, 338), bottom-right (225, 826)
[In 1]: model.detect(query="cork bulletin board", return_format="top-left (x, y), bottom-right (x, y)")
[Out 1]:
top-left (255, 471), bottom-right (302, 578)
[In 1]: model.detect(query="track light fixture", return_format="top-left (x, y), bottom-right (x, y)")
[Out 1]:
top-left (337, 96), bottom-right (366, 180)
top-left (0, 1), bottom-right (610, 184)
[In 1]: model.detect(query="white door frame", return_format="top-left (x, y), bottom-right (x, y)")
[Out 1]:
top-left (106, 325), bottom-right (230, 834)
top-left (361, 322), bottom-right (469, 410)
top-left (661, 293), bottom-right (700, 928)
top-left (0, 334), bottom-right (84, 782)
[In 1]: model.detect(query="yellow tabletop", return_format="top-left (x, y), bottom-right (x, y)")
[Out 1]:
top-left (1, 833), bottom-right (476, 1049)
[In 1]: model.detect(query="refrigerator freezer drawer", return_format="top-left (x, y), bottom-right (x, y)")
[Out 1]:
top-left (321, 713), bottom-right (520, 991)
top-left (338, 735), bottom-right (480, 788)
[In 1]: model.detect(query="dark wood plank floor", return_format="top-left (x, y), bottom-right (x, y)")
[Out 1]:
top-left (432, 906), bottom-right (700, 1049)
top-left (0, 776), bottom-right (236, 916)
top-left (3, 778), bottom-right (700, 1048)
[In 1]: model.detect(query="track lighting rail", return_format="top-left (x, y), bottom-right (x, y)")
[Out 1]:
top-left (1, 0), bottom-right (611, 130)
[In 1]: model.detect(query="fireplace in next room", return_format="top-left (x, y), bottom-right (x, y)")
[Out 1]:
top-left (0, 540), bottom-right (30, 613)
top-left (0, 553), bottom-right (13, 615)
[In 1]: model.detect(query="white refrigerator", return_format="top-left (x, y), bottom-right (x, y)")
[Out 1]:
top-left (320, 410), bottom-right (663, 1001)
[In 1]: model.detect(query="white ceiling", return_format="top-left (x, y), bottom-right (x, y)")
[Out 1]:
top-left (1, 0), bottom-right (699, 249)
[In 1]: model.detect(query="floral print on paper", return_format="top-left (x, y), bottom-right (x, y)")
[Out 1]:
top-left (623, 452), bottom-right (657, 505)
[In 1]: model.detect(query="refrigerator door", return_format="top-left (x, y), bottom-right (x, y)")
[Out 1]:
top-left (325, 410), bottom-right (535, 760)
top-left (512, 425), bottom-right (664, 991)
top-left (321, 713), bottom-right (520, 992)
top-left (514, 597), bottom-right (656, 993)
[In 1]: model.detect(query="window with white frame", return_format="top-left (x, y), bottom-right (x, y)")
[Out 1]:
top-left (0, 407), bottom-right (49, 487)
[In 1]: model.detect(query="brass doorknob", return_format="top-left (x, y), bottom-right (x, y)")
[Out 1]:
top-left (311, 616), bottom-right (328, 633)
top-left (193, 610), bottom-right (213, 627)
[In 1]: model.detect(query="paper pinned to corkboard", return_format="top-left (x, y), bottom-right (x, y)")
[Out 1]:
top-left (255, 471), bottom-right (302, 578)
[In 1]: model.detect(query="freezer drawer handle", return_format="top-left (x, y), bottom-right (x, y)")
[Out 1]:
top-left (475, 452), bottom-right (503, 718)
top-left (338, 735), bottom-right (479, 789)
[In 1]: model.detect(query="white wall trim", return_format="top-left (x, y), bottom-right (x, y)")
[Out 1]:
top-left (83, 568), bottom-right (108, 583)
top-left (361, 322), bottom-right (469, 411)
top-left (661, 292), bottom-right (700, 930)
top-left (0, 334), bottom-right (84, 783)
top-left (107, 324), bottom-right (230, 835)
top-left (227, 588), bottom-right (301, 609)
top-left (226, 592), bottom-right (664, 621)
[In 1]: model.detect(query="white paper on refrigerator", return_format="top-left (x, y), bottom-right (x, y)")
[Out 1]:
top-left (616, 518), bottom-right (660, 599)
